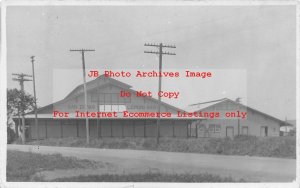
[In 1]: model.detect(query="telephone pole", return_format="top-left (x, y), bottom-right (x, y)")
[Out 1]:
top-left (70, 49), bottom-right (95, 144)
top-left (31, 56), bottom-right (39, 141)
top-left (144, 43), bottom-right (176, 145)
top-left (12, 73), bottom-right (32, 144)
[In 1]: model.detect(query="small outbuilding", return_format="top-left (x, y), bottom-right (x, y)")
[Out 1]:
top-left (187, 98), bottom-right (291, 138)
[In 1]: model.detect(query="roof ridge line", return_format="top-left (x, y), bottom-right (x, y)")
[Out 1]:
top-left (189, 98), bottom-right (228, 106)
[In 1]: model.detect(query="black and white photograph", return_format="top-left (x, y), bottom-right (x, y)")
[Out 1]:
top-left (0, 0), bottom-right (299, 187)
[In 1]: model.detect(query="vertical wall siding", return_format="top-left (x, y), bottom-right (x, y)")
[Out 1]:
top-left (89, 120), bottom-right (98, 138)
top-left (160, 120), bottom-right (173, 137)
top-left (134, 120), bottom-right (145, 137)
top-left (123, 120), bottom-right (134, 137)
top-left (145, 120), bottom-right (156, 137)
top-left (62, 120), bottom-right (77, 137)
top-left (100, 120), bottom-right (111, 137)
top-left (28, 119), bottom-right (190, 139)
top-left (112, 120), bottom-right (123, 137)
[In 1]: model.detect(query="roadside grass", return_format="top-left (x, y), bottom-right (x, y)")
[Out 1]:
top-left (25, 135), bottom-right (296, 158)
top-left (50, 173), bottom-right (244, 182)
top-left (7, 150), bottom-right (245, 182)
top-left (7, 150), bottom-right (102, 181)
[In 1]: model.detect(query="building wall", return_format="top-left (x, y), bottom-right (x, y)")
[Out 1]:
top-left (160, 120), bottom-right (173, 137)
top-left (26, 99), bottom-right (282, 139)
top-left (26, 79), bottom-right (189, 139)
top-left (26, 119), bottom-right (189, 139)
top-left (62, 120), bottom-right (77, 138)
top-left (191, 100), bottom-right (281, 138)
top-left (123, 120), bottom-right (134, 137)
top-left (134, 120), bottom-right (146, 137)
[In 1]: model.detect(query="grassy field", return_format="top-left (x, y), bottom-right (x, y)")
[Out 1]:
top-left (24, 135), bottom-right (296, 158)
top-left (51, 173), bottom-right (243, 182)
top-left (6, 150), bottom-right (101, 181)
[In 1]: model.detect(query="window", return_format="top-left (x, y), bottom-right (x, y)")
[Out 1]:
top-left (104, 105), bottom-right (112, 111)
top-left (119, 105), bottom-right (126, 111)
top-left (99, 105), bottom-right (105, 111)
top-left (92, 92), bottom-right (131, 104)
top-left (260, 126), bottom-right (268, 137)
top-left (99, 105), bottom-right (126, 112)
top-left (209, 124), bottom-right (221, 133)
top-left (209, 124), bottom-right (215, 132)
top-left (111, 105), bottom-right (118, 112)
top-left (215, 125), bottom-right (221, 133)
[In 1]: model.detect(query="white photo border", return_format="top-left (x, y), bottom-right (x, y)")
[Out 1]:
top-left (0, 0), bottom-right (299, 188)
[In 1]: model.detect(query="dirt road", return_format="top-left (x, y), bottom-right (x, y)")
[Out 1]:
top-left (7, 144), bottom-right (296, 182)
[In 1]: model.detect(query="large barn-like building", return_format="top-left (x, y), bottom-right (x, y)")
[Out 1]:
top-left (21, 76), bottom-right (192, 139)
top-left (18, 76), bottom-right (289, 140)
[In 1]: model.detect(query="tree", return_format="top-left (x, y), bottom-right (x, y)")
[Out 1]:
top-left (7, 88), bottom-right (35, 141)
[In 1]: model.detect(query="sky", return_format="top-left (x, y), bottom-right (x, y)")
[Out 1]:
top-left (6, 5), bottom-right (296, 120)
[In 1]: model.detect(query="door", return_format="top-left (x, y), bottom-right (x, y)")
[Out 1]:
top-left (226, 126), bottom-right (234, 139)
top-left (197, 124), bottom-right (206, 138)
top-left (260, 126), bottom-right (268, 137)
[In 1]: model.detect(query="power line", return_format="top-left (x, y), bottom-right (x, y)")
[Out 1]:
top-left (144, 43), bottom-right (176, 145)
top-left (12, 73), bottom-right (32, 144)
top-left (31, 56), bottom-right (39, 141)
top-left (70, 49), bottom-right (95, 144)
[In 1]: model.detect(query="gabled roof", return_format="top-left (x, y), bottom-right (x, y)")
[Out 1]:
top-left (185, 98), bottom-right (291, 126)
top-left (29, 75), bottom-right (184, 114)
top-left (64, 74), bottom-right (132, 100)
top-left (184, 98), bottom-right (228, 113)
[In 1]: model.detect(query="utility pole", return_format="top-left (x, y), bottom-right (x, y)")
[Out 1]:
top-left (31, 56), bottom-right (39, 141)
top-left (285, 117), bottom-right (288, 135)
top-left (12, 73), bottom-right (32, 144)
top-left (144, 43), bottom-right (176, 146)
top-left (96, 79), bottom-right (100, 139)
top-left (70, 49), bottom-right (95, 144)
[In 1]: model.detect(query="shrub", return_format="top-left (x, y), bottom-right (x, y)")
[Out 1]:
top-left (27, 136), bottom-right (296, 158)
